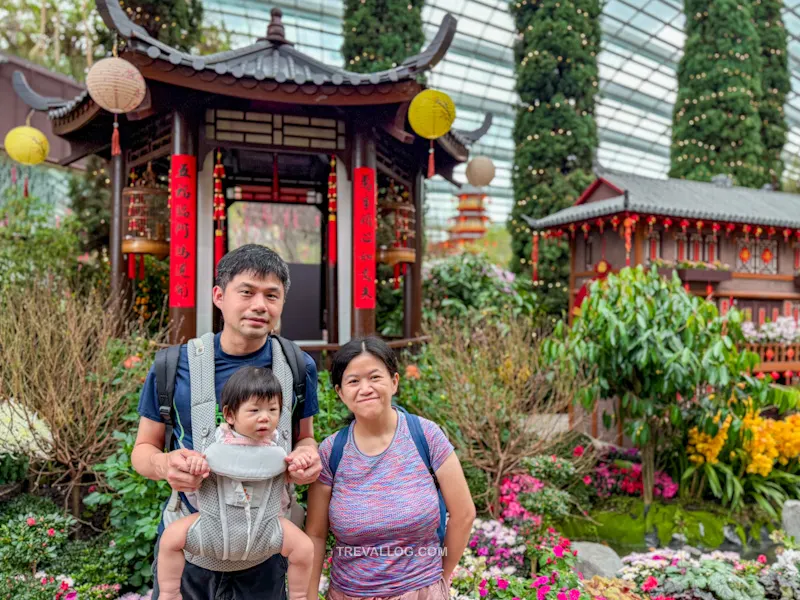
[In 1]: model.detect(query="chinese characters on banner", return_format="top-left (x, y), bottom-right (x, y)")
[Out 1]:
top-left (169, 155), bottom-right (197, 308)
top-left (353, 166), bottom-right (376, 310)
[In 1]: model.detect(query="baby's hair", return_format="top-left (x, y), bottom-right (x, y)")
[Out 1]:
top-left (220, 366), bottom-right (283, 418)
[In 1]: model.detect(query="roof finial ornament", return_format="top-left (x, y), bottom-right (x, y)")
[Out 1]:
top-left (266, 7), bottom-right (292, 46)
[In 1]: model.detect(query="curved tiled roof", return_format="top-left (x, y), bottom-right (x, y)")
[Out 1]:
top-left (524, 170), bottom-right (800, 230)
top-left (96, 0), bottom-right (455, 87)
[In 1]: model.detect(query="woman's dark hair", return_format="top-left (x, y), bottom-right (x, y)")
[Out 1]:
top-left (330, 336), bottom-right (399, 388)
top-left (220, 366), bottom-right (283, 417)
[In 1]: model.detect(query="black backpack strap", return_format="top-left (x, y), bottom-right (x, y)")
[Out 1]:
top-left (274, 335), bottom-right (307, 443)
top-left (155, 344), bottom-right (181, 452)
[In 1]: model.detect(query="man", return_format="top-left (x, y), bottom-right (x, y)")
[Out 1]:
top-left (132, 244), bottom-right (321, 600)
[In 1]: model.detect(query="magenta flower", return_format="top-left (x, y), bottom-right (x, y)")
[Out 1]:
top-left (553, 545), bottom-right (565, 558)
top-left (497, 579), bottom-right (509, 590)
top-left (569, 589), bottom-right (580, 600)
top-left (537, 585), bottom-right (551, 600)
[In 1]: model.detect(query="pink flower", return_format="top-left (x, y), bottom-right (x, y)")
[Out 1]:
top-left (47, 528), bottom-right (55, 537)
top-left (477, 547), bottom-right (488, 556)
top-left (479, 588), bottom-right (487, 597)
top-left (758, 555), bottom-right (767, 564)
top-left (497, 579), bottom-right (509, 590)
top-left (553, 545), bottom-right (565, 558)
top-left (27, 518), bottom-right (36, 526)
top-left (533, 576), bottom-right (549, 587)
top-left (60, 582), bottom-right (69, 591)
top-left (573, 445), bottom-right (585, 457)
top-left (537, 585), bottom-right (551, 600)
top-left (557, 593), bottom-right (567, 600)
top-left (479, 579), bottom-right (487, 590)
top-left (642, 576), bottom-right (659, 592)
top-left (582, 475), bottom-right (592, 485)
top-left (569, 590), bottom-right (581, 600)
top-left (65, 594), bottom-right (77, 600)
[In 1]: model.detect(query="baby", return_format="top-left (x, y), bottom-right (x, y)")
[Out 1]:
top-left (156, 366), bottom-right (314, 600)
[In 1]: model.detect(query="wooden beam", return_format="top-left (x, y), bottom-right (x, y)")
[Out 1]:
top-left (731, 273), bottom-right (794, 282)
top-left (568, 236), bottom-right (576, 326)
top-left (134, 61), bottom-right (421, 107)
top-left (713, 290), bottom-right (800, 300)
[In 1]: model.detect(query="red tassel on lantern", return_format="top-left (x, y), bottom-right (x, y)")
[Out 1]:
top-left (427, 140), bottom-right (435, 178)
top-left (138, 254), bottom-right (145, 280)
top-left (532, 233), bottom-right (539, 282)
top-left (127, 254), bottom-right (135, 280)
top-left (394, 264), bottom-right (400, 289)
top-left (111, 116), bottom-right (121, 157)
top-left (23, 175), bottom-right (29, 197)
top-left (215, 231), bottom-right (225, 272)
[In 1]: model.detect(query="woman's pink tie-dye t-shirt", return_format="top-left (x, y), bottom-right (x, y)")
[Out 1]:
top-left (318, 408), bottom-right (454, 597)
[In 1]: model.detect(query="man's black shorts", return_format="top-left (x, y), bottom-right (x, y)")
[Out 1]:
top-left (151, 535), bottom-right (288, 600)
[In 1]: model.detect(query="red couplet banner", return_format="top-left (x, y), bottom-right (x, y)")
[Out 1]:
top-left (353, 166), bottom-right (376, 310)
top-left (169, 154), bottom-right (197, 308)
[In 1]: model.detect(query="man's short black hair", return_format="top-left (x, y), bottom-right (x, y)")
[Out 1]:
top-left (215, 244), bottom-right (291, 295)
top-left (220, 366), bottom-right (283, 418)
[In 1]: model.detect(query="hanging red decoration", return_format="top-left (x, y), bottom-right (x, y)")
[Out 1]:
top-left (532, 232), bottom-right (539, 282)
top-left (771, 371), bottom-right (781, 381)
top-left (785, 371), bottom-right (794, 380)
top-left (725, 223), bottom-right (735, 237)
top-left (755, 226), bottom-right (764, 238)
top-left (596, 218), bottom-right (605, 234)
top-left (783, 228), bottom-right (792, 242)
top-left (706, 283), bottom-right (712, 297)
top-left (213, 149), bottom-right (226, 272)
top-left (646, 215), bottom-right (657, 234)
top-left (568, 223), bottom-right (576, 239)
top-left (623, 217), bottom-right (634, 266)
top-left (663, 217), bottom-right (673, 232)
top-left (742, 224), bottom-right (752, 239)
top-left (581, 223), bottom-right (590, 240)
top-left (610, 216), bottom-right (621, 235)
top-left (680, 219), bottom-right (689, 234)
top-left (767, 227), bottom-right (776, 238)
top-left (757, 372), bottom-right (766, 380)
top-left (696, 220), bottom-right (704, 233)
top-left (327, 156), bottom-right (337, 266)
top-left (762, 246), bottom-right (774, 265)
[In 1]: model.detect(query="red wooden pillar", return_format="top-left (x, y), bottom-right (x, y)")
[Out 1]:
top-left (352, 130), bottom-right (377, 337)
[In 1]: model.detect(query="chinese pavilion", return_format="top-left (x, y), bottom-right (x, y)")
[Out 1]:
top-left (524, 169), bottom-right (800, 377)
top-left (13, 0), bottom-right (489, 350)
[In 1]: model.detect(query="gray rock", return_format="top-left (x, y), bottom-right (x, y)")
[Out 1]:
top-left (723, 525), bottom-right (744, 549)
top-left (572, 542), bottom-right (623, 579)
top-left (783, 500), bottom-right (800, 540)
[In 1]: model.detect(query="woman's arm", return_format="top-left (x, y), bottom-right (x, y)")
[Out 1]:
top-left (437, 452), bottom-right (476, 583)
top-left (305, 481), bottom-right (333, 599)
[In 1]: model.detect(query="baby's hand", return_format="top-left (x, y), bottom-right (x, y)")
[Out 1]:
top-left (286, 448), bottom-right (313, 470)
top-left (186, 455), bottom-right (210, 477)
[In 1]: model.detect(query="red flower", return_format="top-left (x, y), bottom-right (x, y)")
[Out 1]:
top-left (758, 554), bottom-right (767, 564)
top-left (26, 517), bottom-right (36, 526)
top-left (47, 528), bottom-right (56, 537)
top-left (88, 485), bottom-right (97, 493)
top-left (572, 445), bottom-right (585, 457)
top-left (642, 576), bottom-right (659, 592)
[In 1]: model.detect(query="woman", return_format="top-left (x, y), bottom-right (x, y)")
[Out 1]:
top-left (306, 336), bottom-right (475, 600)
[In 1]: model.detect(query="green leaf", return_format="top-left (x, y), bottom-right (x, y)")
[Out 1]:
top-left (704, 464), bottom-right (722, 498)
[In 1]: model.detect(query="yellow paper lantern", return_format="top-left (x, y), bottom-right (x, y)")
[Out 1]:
top-left (408, 89), bottom-right (456, 139)
top-left (4, 126), bottom-right (49, 166)
top-left (465, 155), bottom-right (496, 187)
top-left (86, 57), bottom-right (147, 114)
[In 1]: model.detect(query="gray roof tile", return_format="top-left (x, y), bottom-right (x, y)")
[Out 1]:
top-left (527, 170), bottom-right (800, 230)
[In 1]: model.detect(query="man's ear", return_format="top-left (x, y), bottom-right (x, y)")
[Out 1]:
top-left (212, 285), bottom-right (224, 310)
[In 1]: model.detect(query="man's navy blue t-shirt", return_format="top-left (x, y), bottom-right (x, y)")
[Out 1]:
top-left (138, 333), bottom-right (319, 452)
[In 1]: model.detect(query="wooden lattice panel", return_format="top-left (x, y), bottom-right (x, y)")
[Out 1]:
top-left (205, 109), bottom-right (345, 151)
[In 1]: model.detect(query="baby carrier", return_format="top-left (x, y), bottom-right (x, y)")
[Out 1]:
top-left (156, 333), bottom-right (306, 572)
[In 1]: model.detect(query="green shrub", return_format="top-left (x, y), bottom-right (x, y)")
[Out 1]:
top-left (314, 370), bottom-right (351, 444)
top-left (0, 574), bottom-right (77, 600)
top-left (0, 512), bottom-right (75, 574)
top-left (85, 430), bottom-right (168, 588)
top-left (0, 453), bottom-right (28, 485)
top-left (519, 486), bottom-right (573, 522)
top-left (46, 534), bottom-right (127, 589)
top-left (0, 494), bottom-right (58, 523)
top-left (523, 455), bottom-right (577, 488)
top-left (657, 560), bottom-right (765, 600)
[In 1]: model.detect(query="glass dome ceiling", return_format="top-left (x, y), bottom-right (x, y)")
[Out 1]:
top-left (204, 0), bottom-right (800, 242)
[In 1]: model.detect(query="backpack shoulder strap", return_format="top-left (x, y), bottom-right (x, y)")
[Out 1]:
top-left (155, 344), bottom-right (181, 452)
top-left (397, 406), bottom-right (447, 546)
top-left (273, 335), bottom-right (307, 442)
top-left (328, 425), bottom-right (350, 482)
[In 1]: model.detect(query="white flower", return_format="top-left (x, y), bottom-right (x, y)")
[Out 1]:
top-left (0, 400), bottom-right (53, 460)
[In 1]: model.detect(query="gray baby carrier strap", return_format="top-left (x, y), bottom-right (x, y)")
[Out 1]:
top-left (176, 334), bottom-right (294, 572)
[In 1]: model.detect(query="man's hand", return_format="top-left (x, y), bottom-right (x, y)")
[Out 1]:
top-left (285, 445), bottom-right (321, 485)
top-left (164, 448), bottom-right (209, 492)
